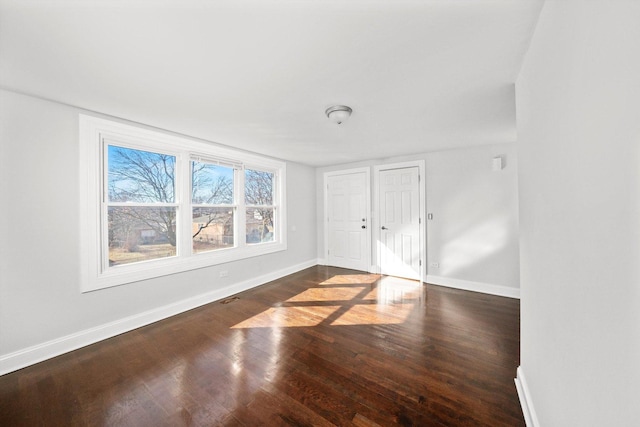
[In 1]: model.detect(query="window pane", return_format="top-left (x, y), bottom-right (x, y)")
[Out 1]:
top-left (192, 207), bottom-right (234, 253)
top-left (246, 207), bottom-right (274, 244)
top-left (192, 162), bottom-right (234, 204)
top-left (245, 169), bottom-right (273, 205)
top-left (108, 207), bottom-right (177, 266)
top-left (108, 145), bottom-right (175, 203)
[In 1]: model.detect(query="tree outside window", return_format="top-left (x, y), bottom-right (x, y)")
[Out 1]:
top-left (107, 146), bottom-right (177, 266)
top-left (245, 169), bottom-right (275, 244)
top-left (191, 161), bottom-right (235, 254)
top-left (106, 148), bottom-right (279, 266)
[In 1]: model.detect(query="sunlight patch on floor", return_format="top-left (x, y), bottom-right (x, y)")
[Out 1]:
top-left (319, 274), bottom-right (380, 286)
top-left (365, 276), bottom-right (423, 303)
top-left (231, 305), bottom-right (341, 329)
top-left (286, 287), bottom-right (366, 302)
top-left (231, 274), bottom-right (424, 329)
top-left (330, 303), bottom-right (415, 326)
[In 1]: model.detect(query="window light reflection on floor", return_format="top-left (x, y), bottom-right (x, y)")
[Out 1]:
top-left (231, 274), bottom-right (423, 329)
top-left (286, 287), bottom-right (365, 302)
top-left (319, 274), bottom-right (380, 286)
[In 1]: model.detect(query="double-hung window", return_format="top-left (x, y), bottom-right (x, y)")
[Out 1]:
top-left (107, 144), bottom-right (179, 266)
top-left (80, 115), bottom-right (286, 292)
top-left (245, 168), bottom-right (276, 244)
top-left (191, 158), bottom-right (237, 254)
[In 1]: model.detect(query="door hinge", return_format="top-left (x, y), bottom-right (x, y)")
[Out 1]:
top-left (419, 260), bottom-right (422, 266)
top-left (419, 218), bottom-right (422, 224)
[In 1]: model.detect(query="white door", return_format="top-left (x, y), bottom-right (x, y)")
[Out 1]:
top-left (326, 170), bottom-right (370, 272)
top-left (378, 167), bottom-right (421, 280)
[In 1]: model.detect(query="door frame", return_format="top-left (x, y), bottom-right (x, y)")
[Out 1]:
top-left (323, 167), bottom-right (372, 272)
top-left (373, 160), bottom-right (426, 282)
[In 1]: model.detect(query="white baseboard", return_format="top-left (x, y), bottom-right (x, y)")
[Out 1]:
top-left (426, 275), bottom-right (520, 299)
top-left (515, 366), bottom-right (540, 427)
top-left (0, 259), bottom-right (317, 376)
top-left (317, 257), bottom-right (326, 265)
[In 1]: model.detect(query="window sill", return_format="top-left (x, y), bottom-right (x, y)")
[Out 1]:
top-left (83, 241), bottom-right (287, 292)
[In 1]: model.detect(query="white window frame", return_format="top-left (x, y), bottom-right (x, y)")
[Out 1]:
top-left (190, 157), bottom-right (240, 254)
top-left (244, 166), bottom-right (279, 245)
top-left (79, 115), bottom-right (287, 292)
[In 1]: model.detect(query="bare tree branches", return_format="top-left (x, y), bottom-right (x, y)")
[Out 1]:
top-left (191, 162), bottom-right (234, 240)
top-left (109, 148), bottom-right (175, 203)
top-left (108, 147), bottom-right (276, 252)
top-left (245, 169), bottom-right (274, 243)
top-left (108, 147), bottom-right (178, 246)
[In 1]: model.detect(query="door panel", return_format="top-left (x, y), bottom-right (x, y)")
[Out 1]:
top-left (379, 167), bottom-right (420, 280)
top-left (348, 231), bottom-right (362, 259)
top-left (331, 230), bottom-right (346, 258)
top-left (327, 171), bottom-right (369, 271)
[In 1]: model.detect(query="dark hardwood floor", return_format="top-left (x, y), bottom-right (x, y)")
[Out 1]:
top-left (0, 266), bottom-right (523, 426)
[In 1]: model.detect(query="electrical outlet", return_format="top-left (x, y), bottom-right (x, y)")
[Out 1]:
top-left (219, 270), bottom-right (229, 278)
top-left (430, 262), bottom-right (439, 268)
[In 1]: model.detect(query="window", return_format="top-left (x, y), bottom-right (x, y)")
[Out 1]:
top-left (80, 115), bottom-right (286, 291)
top-left (107, 145), bottom-right (178, 266)
top-left (191, 160), bottom-right (235, 254)
top-left (245, 169), bottom-right (275, 244)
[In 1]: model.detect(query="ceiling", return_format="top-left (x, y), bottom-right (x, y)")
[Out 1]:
top-left (0, 0), bottom-right (543, 167)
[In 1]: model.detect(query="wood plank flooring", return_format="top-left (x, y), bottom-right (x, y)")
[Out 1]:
top-left (0, 266), bottom-right (524, 426)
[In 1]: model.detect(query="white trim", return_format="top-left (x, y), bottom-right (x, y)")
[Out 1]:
top-left (373, 160), bottom-right (426, 282)
top-left (0, 259), bottom-right (317, 376)
top-left (317, 257), bottom-right (327, 265)
top-left (515, 366), bottom-right (540, 427)
top-left (426, 275), bottom-right (520, 299)
top-left (323, 167), bottom-right (372, 272)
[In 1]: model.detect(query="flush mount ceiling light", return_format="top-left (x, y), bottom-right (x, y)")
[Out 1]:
top-left (325, 105), bottom-right (352, 124)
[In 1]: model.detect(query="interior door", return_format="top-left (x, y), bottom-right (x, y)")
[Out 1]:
top-left (326, 171), bottom-right (369, 272)
top-left (378, 167), bottom-right (421, 280)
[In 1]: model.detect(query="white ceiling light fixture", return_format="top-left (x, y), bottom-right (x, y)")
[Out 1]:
top-left (325, 105), bottom-right (352, 124)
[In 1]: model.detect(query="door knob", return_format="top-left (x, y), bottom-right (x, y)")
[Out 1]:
top-left (381, 226), bottom-right (388, 230)
top-left (361, 225), bottom-right (366, 229)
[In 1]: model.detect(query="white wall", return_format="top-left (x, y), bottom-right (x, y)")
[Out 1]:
top-left (424, 144), bottom-right (519, 294)
top-left (516, 1), bottom-right (640, 425)
top-left (0, 89), bottom-right (317, 373)
top-left (316, 143), bottom-right (520, 297)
